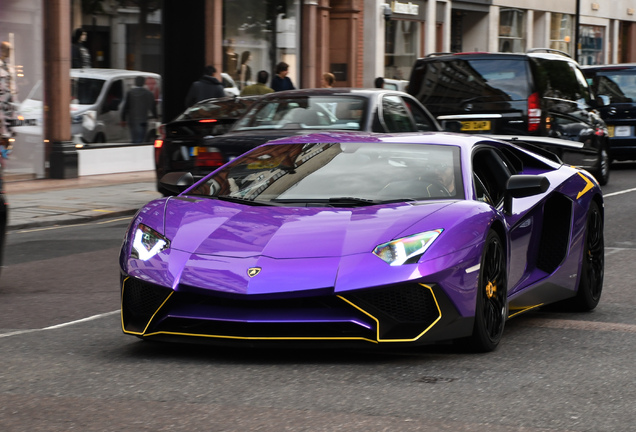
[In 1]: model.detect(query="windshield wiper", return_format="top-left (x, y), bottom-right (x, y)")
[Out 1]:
top-left (273, 197), bottom-right (380, 207)
top-left (215, 195), bottom-right (274, 206)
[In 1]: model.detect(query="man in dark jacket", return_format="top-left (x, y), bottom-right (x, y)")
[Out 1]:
top-left (121, 76), bottom-right (158, 143)
top-left (185, 65), bottom-right (225, 107)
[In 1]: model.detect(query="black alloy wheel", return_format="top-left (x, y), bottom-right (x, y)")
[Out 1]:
top-left (466, 230), bottom-right (508, 352)
top-left (570, 200), bottom-right (604, 311)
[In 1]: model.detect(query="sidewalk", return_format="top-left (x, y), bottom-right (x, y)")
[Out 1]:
top-left (4, 171), bottom-right (162, 230)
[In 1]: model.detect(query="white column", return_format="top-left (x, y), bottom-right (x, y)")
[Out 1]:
top-left (425, 0), bottom-right (436, 54)
top-left (488, 5), bottom-right (500, 53)
top-left (612, 19), bottom-right (619, 64)
top-left (525, 9), bottom-right (534, 52)
top-left (443, 0), bottom-right (451, 53)
top-left (363, 1), bottom-right (387, 86)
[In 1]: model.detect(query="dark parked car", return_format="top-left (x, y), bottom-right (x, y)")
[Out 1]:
top-left (408, 50), bottom-right (611, 185)
top-left (154, 88), bottom-right (441, 193)
top-left (154, 95), bottom-right (261, 194)
top-left (582, 64), bottom-right (636, 161)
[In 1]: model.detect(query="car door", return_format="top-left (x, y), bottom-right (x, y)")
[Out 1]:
top-left (472, 145), bottom-right (540, 294)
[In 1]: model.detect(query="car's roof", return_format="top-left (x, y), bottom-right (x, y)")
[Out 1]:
top-left (581, 63), bottom-right (636, 71)
top-left (260, 88), bottom-right (413, 98)
top-left (415, 51), bottom-right (574, 63)
top-left (266, 131), bottom-right (489, 149)
top-left (70, 68), bottom-right (161, 79)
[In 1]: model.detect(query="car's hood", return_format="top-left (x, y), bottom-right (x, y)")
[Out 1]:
top-left (163, 197), bottom-right (454, 259)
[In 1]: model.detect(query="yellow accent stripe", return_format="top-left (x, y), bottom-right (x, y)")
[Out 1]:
top-left (576, 172), bottom-right (594, 199)
top-left (508, 303), bottom-right (544, 318)
top-left (338, 284), bottom-right (442, 343)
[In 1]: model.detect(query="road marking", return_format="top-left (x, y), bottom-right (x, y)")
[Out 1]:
top-left (604, 187), bottom-right (636, 198)
top-left (0, 310), bottom-right (120, 339)
top-left (12, 216), bottom-right (132, 234)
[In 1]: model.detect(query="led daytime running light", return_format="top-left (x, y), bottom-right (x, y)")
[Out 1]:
top-left (131, 223), bottom-right (170, 261)
top-left (373, 229), bottom-right (443, 266)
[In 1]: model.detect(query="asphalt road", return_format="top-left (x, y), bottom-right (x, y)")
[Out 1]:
top-left (1, 164), bottom-right (636, 431)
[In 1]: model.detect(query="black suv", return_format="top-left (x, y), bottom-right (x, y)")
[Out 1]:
top-left (582, 64), bottom-right (636, 161)
top-left (408, 50), bottom-right (610, 185)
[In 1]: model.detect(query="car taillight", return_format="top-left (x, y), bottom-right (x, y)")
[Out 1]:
top-left (528, 92), bottom-right (541, 133)
top-left (195, 147), bottom-right (224, 168)
top-left (154, 124), bottom-right (166, 164)
top-left (154, 139), bottom-right (163, 149)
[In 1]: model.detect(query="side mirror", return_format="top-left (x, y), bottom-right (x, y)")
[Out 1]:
top-left (160, 172), bottom-right (194, 195)
top-left (504, 174), bottom-right (550, 214)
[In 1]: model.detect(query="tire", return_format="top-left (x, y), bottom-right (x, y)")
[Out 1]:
top-left (466, 230), bottom-right (508, 352)
top-left (593, 144), bottom-right (610, 186)
top-left (567, 200), bottom-right (604, 311)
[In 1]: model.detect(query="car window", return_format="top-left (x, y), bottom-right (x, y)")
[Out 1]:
top-left (532, 58), bottom-right (591, 104)
top-left (409, 58), bottom-right (530, 105)
top-left (382, 95), bottom-right (415, 132)
top-left (402, 97), bottom-right (437, 131)
top-left (102, 79), bottom-right (123, 113)
top-left (233, 96), bottom-right (366, 131)
top-left (70, 78), bottom-right (106, 105)
top-left (472, 147), bottom-right (512, 206)
top-left (589, 71), bottom-right (636, 103)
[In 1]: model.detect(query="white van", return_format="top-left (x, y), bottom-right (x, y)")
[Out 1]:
top-left (18, 68), bottom-right (162, 144)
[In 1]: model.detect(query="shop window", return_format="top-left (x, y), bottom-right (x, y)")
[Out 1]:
top-left (550, 13), bottom-right (574, 57)
top-left (384, 20), bottom-right (420, 81)
top-left (222, 0), bottom-right (300, 89)
top-left (579, 25), bottom-right (605, 66)
top-left (499, 8), bottom-right (525, 53)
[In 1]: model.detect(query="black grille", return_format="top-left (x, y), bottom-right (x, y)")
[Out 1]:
top-left (121, 277), bottom-right (172, 333)
top-left (345, 283), bottom-right (440, 340)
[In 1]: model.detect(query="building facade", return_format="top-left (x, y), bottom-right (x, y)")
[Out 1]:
top-left (1, 0), bottom-right (635, 178)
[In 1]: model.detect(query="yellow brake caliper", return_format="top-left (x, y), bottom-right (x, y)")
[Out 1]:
top-left (486, 281), bottom-right (497, 299)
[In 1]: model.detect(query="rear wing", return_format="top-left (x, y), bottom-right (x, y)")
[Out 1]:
top-left (485, 135), bottom-right (584, 164)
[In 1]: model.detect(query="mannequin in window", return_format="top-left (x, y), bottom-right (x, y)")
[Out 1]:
top-left (237, 51), bottom-right (252, 91)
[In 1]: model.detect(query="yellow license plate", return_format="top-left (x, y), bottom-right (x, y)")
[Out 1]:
top-left (607, 125), bottom-right (614, 137)
top-left (461, 120), bottom-right (491, 132)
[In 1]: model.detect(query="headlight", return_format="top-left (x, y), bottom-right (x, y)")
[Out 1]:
top-left (131, 223), bottom-right (170, 261)
top-left (373, 229), bottom-right (443, 266)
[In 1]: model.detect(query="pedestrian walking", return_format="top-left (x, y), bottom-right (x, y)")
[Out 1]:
top-left (121, 76), bottom-right (157, 144)
top-left (184, 65), bottom-right (225, 107)
top-left (374, 77), bottom-right (385, 88)
top-left (271, 62), bottom-right (295, 92)
top-left (240, 70), bottom-right (274, 96)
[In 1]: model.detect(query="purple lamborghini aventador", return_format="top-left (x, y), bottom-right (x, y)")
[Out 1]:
top-left (120, 131), bottom-right (604, 352)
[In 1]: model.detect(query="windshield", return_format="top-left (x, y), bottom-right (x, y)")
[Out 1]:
top-left (232, 96), bottom-right (368, 131)
top-left (189, 142), bottom-right (463, 204)
top-left (410, 58), bottom-right (530, 105)
top-left (23, 77), bottom-right (105, 105)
